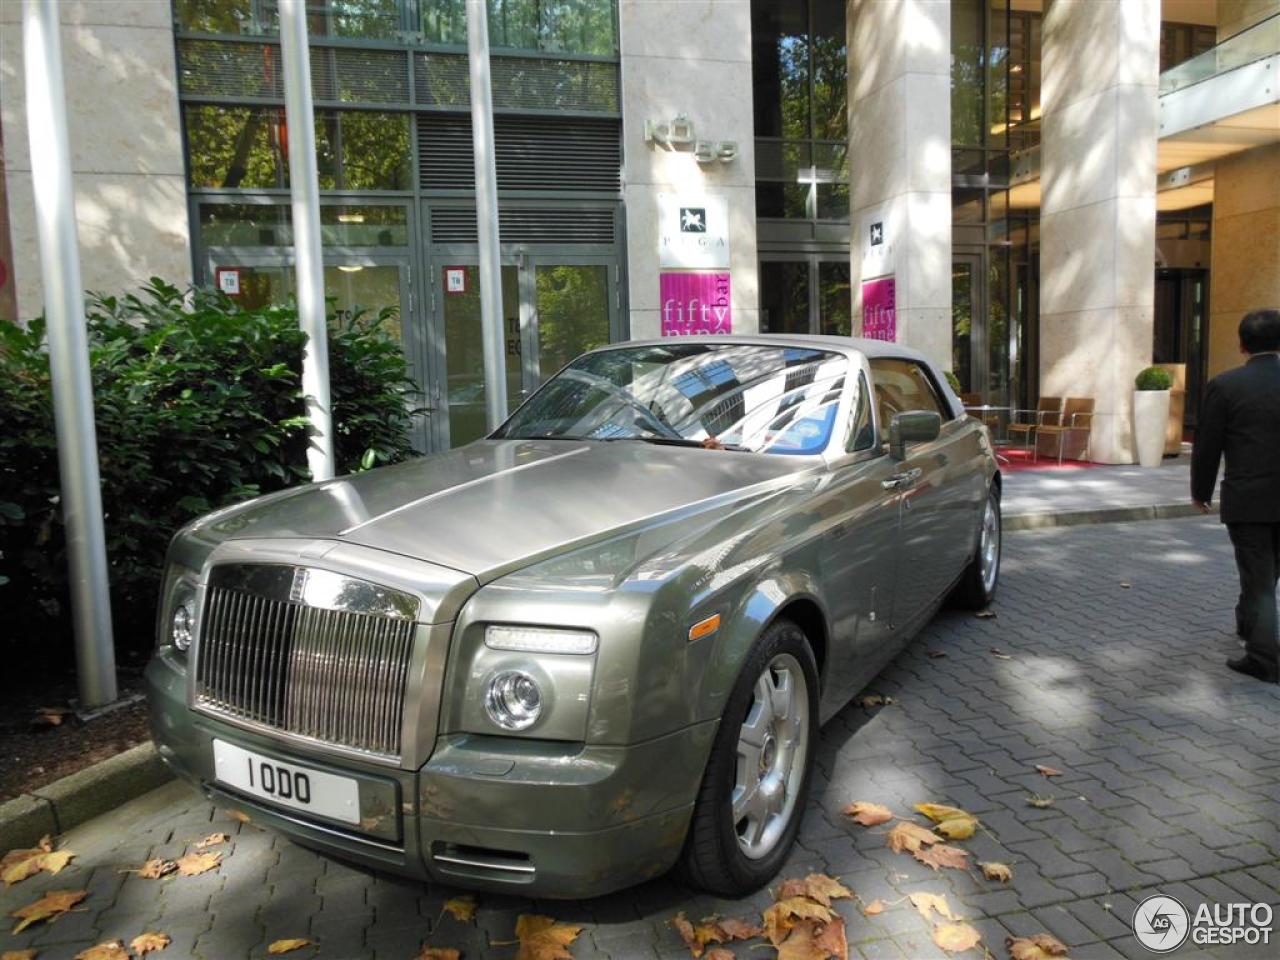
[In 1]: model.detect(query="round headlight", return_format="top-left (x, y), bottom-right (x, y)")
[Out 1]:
top-left (484, 670), bottom-right (542, 731)
top-left (172, 603), bottom-right (194, 652)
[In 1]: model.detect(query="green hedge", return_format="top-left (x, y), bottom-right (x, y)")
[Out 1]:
top-left (0, 279), bottom-right (421, 657)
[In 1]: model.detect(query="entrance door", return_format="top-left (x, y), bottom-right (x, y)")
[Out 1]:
top-left (430, 251), bottom-right (619, 447)
top-left (205, 252), bottom-right (432, 451)
top-left (759, 255), bottom-right (852, 336)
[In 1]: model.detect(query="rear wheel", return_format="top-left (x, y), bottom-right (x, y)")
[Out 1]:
top-left (678, 618), bottom-right (818, 896)
top-left (953, 484), bottom-right (1001, 609)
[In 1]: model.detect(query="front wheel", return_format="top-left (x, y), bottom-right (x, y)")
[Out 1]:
top-left (952, 483), bottom-right (1001, 609)
top-left (678, 618), bottom-right (819, 896)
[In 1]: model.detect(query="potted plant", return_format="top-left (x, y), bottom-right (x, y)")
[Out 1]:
top-left (1133, 365), bottom-right (1173, 467)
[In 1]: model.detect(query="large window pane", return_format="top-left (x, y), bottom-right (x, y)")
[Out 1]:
top-left (421, 0), bottom-right (617, 56)
top-left (535, 265), bottom-right (610, 381)
top-left (176, 0), bottom-right (402, 40)
top-left (811, 0), bottom-right (847, 141)
top-left (199, 203), bottom-right (409, 247)
top-left (951, 0), bottom-right (985, 147)
top-left (760, 261), bottom-right (810, 334)
top-left (818, 262), bottom-right (851, 337)
top-left (752, 0), bottom-right (809, 139)
top-left (315, 112), bottom-right (413, 190)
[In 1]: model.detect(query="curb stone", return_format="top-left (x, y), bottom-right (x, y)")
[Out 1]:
top-left (0, 741), bottom-right (171, 850)
top-left (0, 501), bottom-right (1210, 851)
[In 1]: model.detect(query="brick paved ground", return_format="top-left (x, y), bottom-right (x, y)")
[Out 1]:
top-left (3, 516), bottom-right (1278, 960)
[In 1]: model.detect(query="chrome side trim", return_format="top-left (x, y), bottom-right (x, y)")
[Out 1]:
top-left (432, 853), bottom-right (537, 875)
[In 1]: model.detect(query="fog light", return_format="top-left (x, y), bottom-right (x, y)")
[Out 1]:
top-left (172, 603), bottom-right (194, 652)
top-left (485, 671), bottom-right (542, 731)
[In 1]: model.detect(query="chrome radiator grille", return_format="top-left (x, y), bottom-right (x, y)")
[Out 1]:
top-left (194, 564), bottom-right (419, 759)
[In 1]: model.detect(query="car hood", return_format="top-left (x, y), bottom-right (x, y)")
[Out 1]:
top-left (197, 439), bottom-right (811, 578)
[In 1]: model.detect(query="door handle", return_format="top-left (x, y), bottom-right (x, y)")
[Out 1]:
top-left (881, 468), bottom-right (922, 490)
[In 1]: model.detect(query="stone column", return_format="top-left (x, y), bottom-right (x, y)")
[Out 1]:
top-left (1039, 0), bottom-right (1159, 464)
top-left (619, 0), bottom-right (759, 338)
top-left (0, 1), bottom-right (191, 321)
top-left (1207, 144), bottom-right (1280, 378)
top-left (847, 0), bottom-right (952, 370)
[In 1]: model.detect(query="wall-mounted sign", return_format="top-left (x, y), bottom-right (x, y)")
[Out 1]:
top-left (862, 276), bottom-right (896, 342)
top-left (870, 221), bottom-right (884, 246)
top-left (859, 207), bottom-right (894, 280)
top-left (660, 194), bottom-right (729, 269)
top-left (444, 266), bottom-right (468, 294)
top-left (644, 113), bottom-right (738, 164)
top-left (661, 272), bottom-right (731, 336)
top-left (215, 267), bottom-right (241, 295)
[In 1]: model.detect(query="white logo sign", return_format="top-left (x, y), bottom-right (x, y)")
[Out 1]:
top-left (444, 267), bottom-right (467, 294)
top-left (216, 267), bottom-right (241, 296)
top-left (1133, 896), bottom-right (1191, 953)
top-left (660, 194), bottom-right (729, 269)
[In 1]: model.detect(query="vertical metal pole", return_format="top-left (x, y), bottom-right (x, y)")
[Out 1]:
top-left (21, 0), bottom-right (117, 707)
top-left (279, 0), bottom-right (335, 480)
top-left (466, 0), bottom-right (508, 429)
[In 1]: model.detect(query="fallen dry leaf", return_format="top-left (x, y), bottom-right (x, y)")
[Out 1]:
top-left (194, 833), bottom-right (229, 850)
top-left (223, 808), bottom-right (251, 824)
top-left (702, 950), bottom-right (735, 960)
top-left (33, 707), bottom-right (72, 727)
top-left (914, 843), bottom-right (971, 871)
top-left (862, 900), bottom-right (885, 916)
top-left (1034, 765), bottom-right (1063, 778)
top-left (2, 950), bottom-right (39, 960)
top-left (933, 922), bottom-right (982, 954)
top-left (989, 647), bottom-right (1012, 659)
top-left (415, 949), bottom-right (461, 960)
top-left (980, 861), bottom-right (1013, 882)
top-left (266, 940), bottom-right (313, 955)
top-left (857, 694), bottom-right (894, 708)
top-left (673, 913), bottom-right (727, 958)
top-left (175, 851), bottom-right (221, 876)
top-left (762, 898), bottom-right (833, 946)
top-left (129, 932), bottom-right (171, 956)
top-left (797, 874), bottom-right (852, 907)
top-left (975, 609), bottom-right (997, 619)
top-left (132, 859), bottom-right (178, 880)
top-left (514, 914), bottom-right (583, 960)
top-left (842, 801), bottom-right (894, 827)
top-left (914, 803), bottom-right (969, 823)
top-left (9, 889), bottom-right (88, 933)
top-left (1026, 794), bottom-right (1056, 809)
top-left (72, 942), bottom-right (128, 960)
top-left (2, 837), bottom-right (72, 887)
top-left (1007, 933), bottom-right (1070, 960)
top-left (813, 916), bottom-right (848, 960)
top-left (1119, 582), bottom-right (1131, 589)
top-left (909, 893), bottom-right (956, 923)
top-left (39, 851), bottom-right (74, 875)
top-left (776, 918), bottom-right (848, 960)
top-left (717, 917), bottom-right (764, 941)
top-left (886, 821), bottom-right (939, 853)
top-left (934, 816), bottom-right (978, 841)
top-left (927, 649), bottom-right (948, 659)
top-left (443, 895), bottom-right (477, 923)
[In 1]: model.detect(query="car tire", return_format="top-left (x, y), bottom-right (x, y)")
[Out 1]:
top-left (677, 617), bottom-right (819, 896)
top-left (952, 483), bottom-right (1001, 609)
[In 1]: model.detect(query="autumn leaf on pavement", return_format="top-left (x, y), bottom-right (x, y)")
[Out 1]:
top-left (1034, 765), bottom-right (1063, 778)
top-left (716, 917), bottom-right (764, 940)
top-left (9, 889), bottom-right (88, 933)
top-left (223, 808), bottom-right (251, 824)
top-left (857, 694), bottom-right (895, 708)
top-left (443, 895), bottom-right (477, 922)
top-left (914, 843), bottom-right (971, 871)
top-left (886, 821), bottom-right (939, 853)
top-left (914, 803), bottom-right (970, 823)
top-left (980, 862), bottom-right (1013, 882)
top-left (813, 916), bottom-right (848, 960)
top-left (72, 941), bottom-right (128, 960)
top-left (862, 900), bottom-right (885, 916)
top-left (934, 816), bottom-right (978, 841)
top-left (908, 893), bottom-right (956, 923)
top-left (415, 949), bottom-right (461, 960)
top-left (797, 874), bottom-right (852, 907)
top-left (762, 898), bottom-right (833, 946)
top-left (33, 707), bottom-right (72, 727)
top-left (194, 833), bottom-right (229, 850)
top-left (513, 914), bottom-right (583, 960)
top-left (933, 922), bottom-right (982, 954)
top-left (989, 647), bottom-right (1012, 659)
top-left (175, 851), bottom-right (221, 876)
top-left (266, 940), bottom-right (314, 955)
top-left (975, 610), bottom-right (997, 619)
top-left (1007, 933), bottom-right (1070, 960)
top-left (842, 801), bottom-right (893, 827)
top-left (1026, 794), bottom-right (1056, 809)
top-left (2, 949), bottom-right (39, 960)
top-left (927, 650), bottom-right (948, 659)
top-left (702, 950), bottom-right (735, 960)
top-left (2, 837), bottom-right (73, 887)
top-left (130, 859), bottom-right (178, 880)
top-left (129, 932), bottom-right (171, 956)
top-left (673, 913), bottom-right (727, 958)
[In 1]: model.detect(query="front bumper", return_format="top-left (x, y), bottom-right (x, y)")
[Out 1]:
top-left (146, 655), bottom-right (716, 898)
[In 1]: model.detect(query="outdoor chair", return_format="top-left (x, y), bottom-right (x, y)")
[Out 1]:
top-left (1034, 397), bottom-right (1095, 464)
top-left (1007, 396), bottom-right (1063, 453)
top-left (960, 392), bottom-right (1000, 434)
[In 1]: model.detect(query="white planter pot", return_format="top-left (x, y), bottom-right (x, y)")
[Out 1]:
top-left (1133, 390), bottom-right (1170, 467)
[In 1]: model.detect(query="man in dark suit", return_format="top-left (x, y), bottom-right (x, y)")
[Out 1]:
top-left (1192, 308), bottom-right (1280, 683)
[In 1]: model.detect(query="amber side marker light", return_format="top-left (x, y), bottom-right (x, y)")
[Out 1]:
top-left (688, 613), bottom-right (721, 642)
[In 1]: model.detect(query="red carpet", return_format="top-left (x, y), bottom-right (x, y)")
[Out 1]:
top-left (995, 446), bottom-right (1103, 473)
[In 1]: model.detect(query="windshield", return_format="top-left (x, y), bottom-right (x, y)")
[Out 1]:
top-left (493, 342), bottom-right (849, 455)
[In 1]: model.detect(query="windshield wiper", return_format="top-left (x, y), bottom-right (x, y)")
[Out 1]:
top-left (611, 436), bottom-right (749, 452)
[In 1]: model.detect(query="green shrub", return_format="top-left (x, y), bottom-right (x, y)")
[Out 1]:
top-left (0, 279), bottom-right (421, 660)
top-left (943, 370), bottom-right (962, 393)
top-left (1134, 366), bottom-right (1173, 391)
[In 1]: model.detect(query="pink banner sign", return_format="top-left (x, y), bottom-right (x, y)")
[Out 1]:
top-left (660, 272), bottom-right (732, 336)
top-left (862, 276), bottom-right (896, 341)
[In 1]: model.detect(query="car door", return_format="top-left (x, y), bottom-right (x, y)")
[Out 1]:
top-left (868, 357), bottom-right (972, 631)
top-left (816, 371), bottom-right (902, 715)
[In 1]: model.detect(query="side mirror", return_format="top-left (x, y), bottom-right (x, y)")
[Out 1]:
top-left (889, 410), bottom-right (941, 460)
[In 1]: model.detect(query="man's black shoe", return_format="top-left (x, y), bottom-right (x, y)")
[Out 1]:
top-left (1226, 656), bottom-right (1279, 683)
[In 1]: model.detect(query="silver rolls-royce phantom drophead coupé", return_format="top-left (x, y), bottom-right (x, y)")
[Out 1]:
top-left (146, 335), bottom-right (1001, 898)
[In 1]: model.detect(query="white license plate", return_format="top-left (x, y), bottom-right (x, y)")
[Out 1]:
top-left (212, 739), bottom-right (360, 825)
